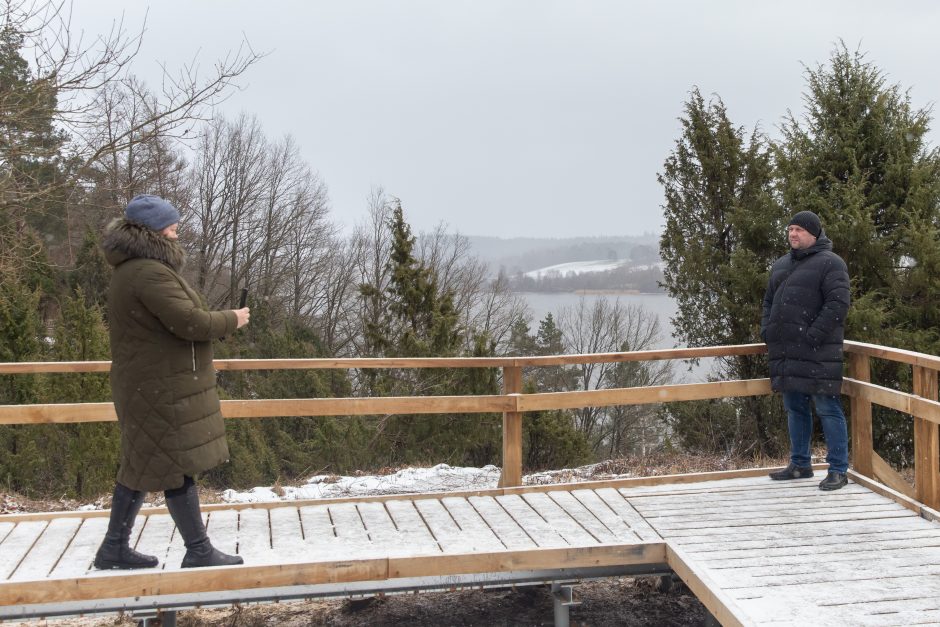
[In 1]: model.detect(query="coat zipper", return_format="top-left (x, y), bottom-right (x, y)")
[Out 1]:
top-left (192, 342), bottom-right (196, 372)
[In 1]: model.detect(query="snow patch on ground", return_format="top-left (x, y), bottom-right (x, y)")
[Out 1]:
top-left (220, 462), bottom-right (632, 504)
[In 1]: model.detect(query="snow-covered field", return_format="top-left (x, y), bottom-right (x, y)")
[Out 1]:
top-left (523, 259), bottom-right (630, 279)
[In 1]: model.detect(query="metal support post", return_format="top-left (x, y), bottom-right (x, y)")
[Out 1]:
top-left (551, 582), bottom-right (581, 627)
top-left (134, 609), bottom-right (176, 627)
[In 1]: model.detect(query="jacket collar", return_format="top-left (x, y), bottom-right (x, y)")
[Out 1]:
top-left (101, 218), bottom-right (186, 271)
top-left (790, 231), bottom-right (833, 261)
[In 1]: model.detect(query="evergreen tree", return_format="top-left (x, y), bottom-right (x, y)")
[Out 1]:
top-left (357, 202), bottom-right (500, 468)
top-left (776, 44), bottom-right (940, 463)
top-left (658, 87), bottom-right (785, 455)
top-left (35, 289), bottom-right (118, 497)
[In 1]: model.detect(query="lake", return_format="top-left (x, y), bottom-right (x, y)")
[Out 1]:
top-left (517, 291), bottom-right (712, 380)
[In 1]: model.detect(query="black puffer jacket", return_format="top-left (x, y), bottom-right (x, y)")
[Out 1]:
top-left (760, 233), bottom-right (850, 395)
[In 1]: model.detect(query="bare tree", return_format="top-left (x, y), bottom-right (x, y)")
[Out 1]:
top-left (1, 0), bottom-right (262, 267)
top-left (559, 298), bottom-right (672, 454)
top-left (351, 186), bottom-right (394, 359)
top-left (416, 225), bottom-right (527, 353)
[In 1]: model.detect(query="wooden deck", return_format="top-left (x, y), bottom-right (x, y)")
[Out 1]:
top-left (3, 467), bottom-right (940, 625)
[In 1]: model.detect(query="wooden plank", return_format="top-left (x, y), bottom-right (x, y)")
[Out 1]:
top-left (269, 507), bottom-right (304, 559)
top-left (205, 509), bottom-right (239, 558)
top-left (594, 488), bottom-right (660, 542)
top-left (326, 503), bottom-right (370, 547)
top-left (9, 518), bottom-right (81, 581)
top-left (357, 502), bottom-right (407, 557)
top-left (686, 526), bottom-right (940, 558)
top-left (871, 451), bottom-right (915, 498)
top-left (645, 503), bottom-right (904, 528)
top-left (0, 521), bottom-right (47, 579)
top-left (440, 497), bottom-right (509, 551)
top-left (466, 496), bottom-right (537, 550)
top-left (298, 504), bottom-right (336, 543)
top-left (663, 512), bottom-right (919, 544)
top-left (222, 395), bottom-right (515, 419)
top-left (666, 544), bottom-right (749, 627)
top-left (297, 504), bottom-right (348, 561)
top-left (844, 340), bottom-right (940, 370)
top-left (413, 499), bottom-right (483, 553)
top-left (388, 542), bottom-right (668, 580)
top-left (3, 558), bottom-right (393, 606)
top-left (914, 365), bottom-right (940, 509)
top-left (704, 539), bottom-right (940, 569)
top-left (50, 517), bottom-right (109, 578)
top-left (544, 491), bottom-right (620, 543)
top-left (655, 509), bottom-right (916, 536)
top-left (567, 489), bottom-right (642, 542)
top-left (498, 365), bottom-right (522, 488)
top-left (132, 513), bottom-right (177, 572)
top-left (493, 494), bottom-right (567, 548)
top-left (848, 352), bottom-right (874, 477)
top-left (843, 378), bottom-right (940, 425)
top-left (516, 378), bottom-right (772, 412)
top-left (235, 508), bottom-right (271, 562)
top-left (384, 500), bottom-right (441, 556)
top-left (637, 492), bottom-right (882, 518)
top-left (520, 492), bottom-right (600, 545)
top-left (631, 488), bottom-right (876, 514)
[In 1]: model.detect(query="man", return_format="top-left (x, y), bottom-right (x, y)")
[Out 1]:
top-left (761, 210), bottom-right (851, 491)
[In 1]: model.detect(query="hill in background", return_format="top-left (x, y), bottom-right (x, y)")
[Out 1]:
top-left (461, 234), bottom-right (663, 293)
top-left (464, 234), bottom-right (660, 276)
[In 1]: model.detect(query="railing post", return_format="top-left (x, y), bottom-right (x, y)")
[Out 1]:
top-left (498, 365), bottom-right (523, 488)
top-left (848, 352), bottom-right (873, 478)
top-left (913, 365), bottom-right (940, 509)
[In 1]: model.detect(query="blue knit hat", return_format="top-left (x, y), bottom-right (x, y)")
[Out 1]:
top-left (125, 194), bottom-right (180, 231)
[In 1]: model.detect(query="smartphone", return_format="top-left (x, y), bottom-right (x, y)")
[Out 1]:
top-left (238, 287), bottom-right (248, 308)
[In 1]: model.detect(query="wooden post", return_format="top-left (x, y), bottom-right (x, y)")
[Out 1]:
top-left (913, 365), bottom-right (940, 509)
top-left (848, 352), bottom-right (873, 478)
top-left (498, 365), bottom-right (523, 488)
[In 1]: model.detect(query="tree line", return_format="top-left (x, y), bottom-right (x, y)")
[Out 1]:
top-left (659, 43), bottom-right (940, 467)
top-left (0, 2), bottom-right (668, 498)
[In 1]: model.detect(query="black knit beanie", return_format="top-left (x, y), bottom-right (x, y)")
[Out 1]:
top-left (788, 211), bottom-right (822, 238)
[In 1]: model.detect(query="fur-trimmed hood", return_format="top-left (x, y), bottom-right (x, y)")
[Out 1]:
top-left (101, 218), bottom-right (186, 272)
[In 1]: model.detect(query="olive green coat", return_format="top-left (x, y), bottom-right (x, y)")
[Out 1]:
top-left (102, 219), bottom-right (238, 492)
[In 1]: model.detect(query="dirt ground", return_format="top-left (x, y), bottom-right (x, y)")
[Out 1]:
top-left (23, 576), bottom-right (709, 627)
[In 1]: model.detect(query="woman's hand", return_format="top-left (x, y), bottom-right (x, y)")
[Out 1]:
top-left (234, 307), bottom-right (251, 329)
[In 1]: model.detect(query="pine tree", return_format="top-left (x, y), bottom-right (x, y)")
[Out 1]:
top-left (658, 88), bottom-right (785, 455)
top-left (776, 44), bottom-right (940, 463)
top-left (357, 201), bottom-right (499, 467)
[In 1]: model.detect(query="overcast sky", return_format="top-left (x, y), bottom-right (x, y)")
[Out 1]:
top-left (69, 1), bottom-right (940, 238)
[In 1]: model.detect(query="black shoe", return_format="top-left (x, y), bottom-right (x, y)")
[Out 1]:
top-left (819, 470), bottom-right (848, 491)
top-left (768, 463), bottom-right (814, 480)
top-left (94, 483), bottom-right (159, 570)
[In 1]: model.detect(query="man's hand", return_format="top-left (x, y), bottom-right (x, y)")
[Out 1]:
top-left (234, 307), bottom-right (251, 329)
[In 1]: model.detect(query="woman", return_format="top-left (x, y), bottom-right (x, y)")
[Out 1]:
top-left (94, 194), bottom-right (250, 569)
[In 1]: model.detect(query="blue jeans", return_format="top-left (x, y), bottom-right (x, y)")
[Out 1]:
top-left (782, 391), bottom-right (849, 473)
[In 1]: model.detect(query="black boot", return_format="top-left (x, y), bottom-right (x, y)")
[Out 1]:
top-left (165, 478), bottom-right (243, 568)
top-left (93, 483), bottom-right (159, 570)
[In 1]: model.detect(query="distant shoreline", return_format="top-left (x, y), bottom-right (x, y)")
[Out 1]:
top-left (515, 289), bottom-right (667, 296)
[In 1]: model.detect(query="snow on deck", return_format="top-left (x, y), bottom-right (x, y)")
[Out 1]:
top-left (3, 470), bottom-right (940, 625)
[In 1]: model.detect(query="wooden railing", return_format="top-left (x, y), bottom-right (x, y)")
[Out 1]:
top-left (1, 341), bottom-right (938, 506)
